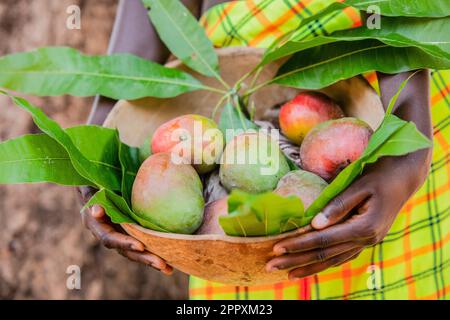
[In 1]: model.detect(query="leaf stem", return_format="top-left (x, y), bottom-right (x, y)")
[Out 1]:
top-left (233, 94), bottom-right (249, 131)
top-left (215, 75), bottom-right (231, 91)
top-left (199, 84), bottom-right (229, 95)
top-left (211, 92), bottom-right (231, 119)
top-left (243, 79), bottom-right (271, 98)
top-left (234, 65), bottom-right (259, 91)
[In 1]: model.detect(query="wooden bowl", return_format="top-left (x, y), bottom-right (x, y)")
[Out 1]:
top-left (104, 47), bottom-right (384, 285)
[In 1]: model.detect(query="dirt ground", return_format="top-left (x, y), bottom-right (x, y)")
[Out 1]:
top-left (0, 0), bottom-right (188, 299)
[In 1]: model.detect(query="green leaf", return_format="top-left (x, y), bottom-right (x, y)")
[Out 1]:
top-left (86, 189), bottom-right (169, 232)
top-left (143, 0), bottom-right (220, 79)
top-left (0, 134), bottom-right (91, 186)
top-left (219, 190), bottom-right (307, 237)
top-left (106, 190), bottom-right (169, 232)
top-left (364, 120), bottom-right (432, 163)
top-left (305, 115), bottom-right (432, 216)
top-left (385, 71), bottom-right (420, 115)
top-left (345, 0), bottom-right (450, 17)
top-left (218, 101), bottom-right (259, 143)
top-left (1, 91), bottom-right (122, 191)
top-left (0, 47), bottom-right (205, 99)
top-left (85, 189), bottom-right (135, 224)
top-left (272, 39), bottom-right (450, 90)
top-left (0, 125), bottom-right (138, 187)
top-left (264, 16), bottom-right (450, 66)
top-left (119, 142), bottom-right (140, 206)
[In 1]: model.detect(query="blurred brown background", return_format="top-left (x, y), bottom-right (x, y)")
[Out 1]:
top-left (0, 0), bottom-right (188, 299)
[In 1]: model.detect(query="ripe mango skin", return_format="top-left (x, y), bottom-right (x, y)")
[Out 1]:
top-left (279, 92), bottom-right (344, 145)
top-left (131, 153), bottom-right (204, 234)
top-left (219, 132), bottom-right (290, 194)
top-left (300, 117), bottom-right (373, 181)
top-left (275, 170), bottom-right (328, 209)
top-left (151, 114), bottom-right (224, 174)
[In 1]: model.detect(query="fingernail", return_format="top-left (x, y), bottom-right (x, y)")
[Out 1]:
top-left (312, 212), bottom-right (329, 229)
top-left (91, 205), bottom-right (102, 218)
top-left (273, 247), bottom-right (286, 256)
top-left (266, 265), bottom-right (278, 272)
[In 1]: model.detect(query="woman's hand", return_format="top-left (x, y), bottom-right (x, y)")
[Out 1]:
top-left (79, 187), bottom-right (173, 275)
top-left (266, 152), bottom-right (431, 279)
top-left (267, 70), bottom-right (433, 280)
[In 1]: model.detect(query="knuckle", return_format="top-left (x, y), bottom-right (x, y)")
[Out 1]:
top-left (99, 233), bottom-right (113, 249)
top-left (330, 196), bottom-right (346, 214)
top-left (316, 233), bottom-right (329, 249)
top-left (316, 249), bottom-right (327, 262)
top-left (358, 220), bottom-right (378, 239)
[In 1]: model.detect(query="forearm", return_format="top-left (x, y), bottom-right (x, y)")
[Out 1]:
top-left (377, 70), bottom-right (433, 189)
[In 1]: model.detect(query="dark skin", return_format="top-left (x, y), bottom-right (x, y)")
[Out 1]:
top-left (80, 0), bottom-right (433, 278)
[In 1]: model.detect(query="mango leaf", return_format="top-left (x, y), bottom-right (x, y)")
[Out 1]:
top-left (1, 91), bottom-right (122, 191)
top-left (0, 134), bottom-right (91, 186)
top-left (218, 101), bottom-right (259, 143)
top-left (0, 47), bottom-right (205, 99)
top-left (143, 0), bottom-right (220, 79)
top-left (305, 114), bottom-right (432, 216)
top-left (219, 190), bottom-right (307, 237)
top-left (345, 0), bottom-right (450, 17)
top-left (364, 120), bottom-right (433, 163)
top-left (85, 189), bottom-right (169, 232)
top-left (272, 39), bottom-right (450, 90)
top-left (0, 124), bottom-right (139, 187)
top-left (263, 16), bottom-right (450, 66)
top-left (119, 142), bottom-right (140, 206)
top-left (107, 190), bottom-right (169, 232)
top-left (85, 189), bottom-right (135, 224)
top-left (385, 71), bottom-right (420, 115)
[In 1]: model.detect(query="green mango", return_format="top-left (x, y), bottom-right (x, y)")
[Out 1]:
top-left (219, 132), bottom-right (290, 194)
top-left (131, 153), bottom-right (204, 234)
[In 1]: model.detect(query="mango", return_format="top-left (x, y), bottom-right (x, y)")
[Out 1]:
top-left (275, 170), bottom-right (328, 209)
top-left (279, 92), bottom-right (344, 145)
top-left (151, 114), bottom-right (224, 174)
top-left (131, 153), bottom-right (204, 234)
top-left (300, 117), bottom-right (373, 181)
top-left (219, 132), bottom-right (290, 193)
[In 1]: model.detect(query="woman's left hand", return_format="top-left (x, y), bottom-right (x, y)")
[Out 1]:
top-left (266, 151), bottom-right (431, 280)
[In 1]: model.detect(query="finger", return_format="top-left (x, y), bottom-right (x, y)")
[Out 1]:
top-left (118, 250), bottom-right (173, 275)
top-left (273, 219), bottom-right (366, 255)
top-left (86, 215), bottom-right (145, 252)
top-left (90, 205), bottom-right (105, 219)
top-left (339, 249), bottom-right (363, 266)
top-left (288, 248), bottom-right (363, 280)
top-left (312, 183), bottom-right (371, 229)
top-left (267, 242), bottom-right (361, 271)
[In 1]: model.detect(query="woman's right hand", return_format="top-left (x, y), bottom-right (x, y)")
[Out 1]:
top-left (79, 187), bottom-right (173, 275)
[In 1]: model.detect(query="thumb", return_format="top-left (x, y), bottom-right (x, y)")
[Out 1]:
top-left (91, 205), bottom-right (105, 219)
top-left (312, 185), bottom-right (370, 230)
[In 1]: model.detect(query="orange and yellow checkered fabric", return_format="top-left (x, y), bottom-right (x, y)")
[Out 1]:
top-left (190, 0), bottom-right (450, 300)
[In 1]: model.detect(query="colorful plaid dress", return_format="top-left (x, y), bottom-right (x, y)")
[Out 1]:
top-left (189, 0), bottom-right (450, 300)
